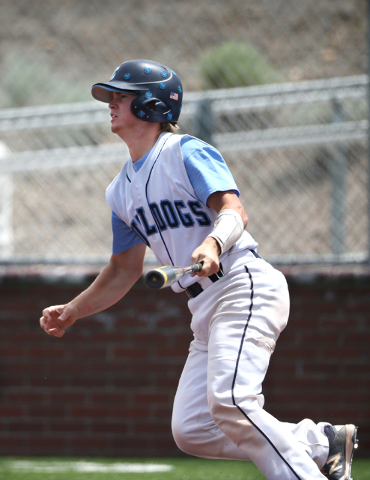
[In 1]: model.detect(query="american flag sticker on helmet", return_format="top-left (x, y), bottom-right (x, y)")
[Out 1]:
top-left (170, 92), bottom-right (179, 100)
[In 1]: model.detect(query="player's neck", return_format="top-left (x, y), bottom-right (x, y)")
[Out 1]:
top-left (119, 125), bottom-right (161, 163)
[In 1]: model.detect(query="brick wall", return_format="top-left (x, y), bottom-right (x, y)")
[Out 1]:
top-left (0, 267), bottom-right (369, 457)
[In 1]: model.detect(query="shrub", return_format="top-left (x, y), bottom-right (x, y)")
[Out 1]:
top-left (199, 40), bottom-right (285, 90)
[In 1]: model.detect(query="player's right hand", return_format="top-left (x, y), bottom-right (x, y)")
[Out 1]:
top-left (40, 304), bottom-right (78, 338)
top-left (190, 236), bottom-right (220, 278)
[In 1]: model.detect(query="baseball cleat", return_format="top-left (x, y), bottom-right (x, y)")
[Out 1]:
top-left (321, 424), bottom-right (358, 480)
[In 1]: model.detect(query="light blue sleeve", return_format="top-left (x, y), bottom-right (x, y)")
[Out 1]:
top-left (111, 211), bottom-right (144, 254)
top-left (181, 136), bottom-right (239, 206)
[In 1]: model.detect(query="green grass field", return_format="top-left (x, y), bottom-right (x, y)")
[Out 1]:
top-left (0, 457), bottom-right (369, 480)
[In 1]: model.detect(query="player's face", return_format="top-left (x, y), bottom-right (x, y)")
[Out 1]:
top-left (109, 92), bottom-right (139, 134)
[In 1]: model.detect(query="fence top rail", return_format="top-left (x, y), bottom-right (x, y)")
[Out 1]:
top-left (0, 143), bottom-right (130, 174)
top-left (0, 119), bottom-right (366, 174)
top-left (185, 74), bottom-right (367, 101)
top-left (0, 75), bottom-right (367, 132)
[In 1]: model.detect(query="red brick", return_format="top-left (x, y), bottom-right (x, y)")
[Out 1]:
top-left (69, 377), bottom-right (108, 388)
top-left (7, 421), bottom-right (45, 433)
top-left (69, 347), bottom-right (108, 358)
top-left (91, 392), bottom-right (129, 404)
top-left (343, 364), bottom-right (369, 375)
top-left (90, 422), bottom-right (128, 434)
top-left (155, 347), bottom-right (188, 357)
top-left (88, 332), bottom-right (128, 342)
top-left (341, 332), bottom-right (370, 343)
top-left (4, 363), bottom-right (45, 374)
top-left (5, 392), bottom-right (45, 404)
top-left (113, 347), bottom-right (152, 358)
top-left (155, 377), bottom-right (182, 388)
top-left (26, 437), bottom-right (66, 448)
top-left (28, 347), bottom-right (66, 358)
top-left (70, 407), bottom-right (109, 418)
top-left (27, 406), bottom-right (68, 418)
top-left (0, 437), bottom-right (27, 448)
top-left (112, 377), bottom-right (155, 388)
top-left (110, 407), bottom-right (150, 419)
top-left (0, 376), bottom-right (25, 387)
top-left (129, 332), bottom-right (171, 344)
top-left (29, 377), bottom-right (69, 388)
top-left (48, 392), bottom-right (86, 403)
top-left (70, 436), bottom-right (109, 449)
top-left (134, 392), bottom-right (171, 404)
top-left (134, 422), bottom-right (171, 434)
top-left (0, 407), bottom-right (24, 416)
top-left (48, 421), bottom-right (88, 433)
top-left (279, 347), bottom-right (319, 359)
top-left (0, 347), bottom-right (25, 357)
top-left (151, 406), bottom-right (172, 418)
top-left (323, 348), bottom-right (361, 358)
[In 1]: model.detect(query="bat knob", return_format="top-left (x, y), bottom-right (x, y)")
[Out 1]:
top-left (145, 270), bottom-right (166, 289)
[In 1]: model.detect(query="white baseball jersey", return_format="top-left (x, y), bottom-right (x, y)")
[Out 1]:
top-left (106, 132), bottom-right (258, 292)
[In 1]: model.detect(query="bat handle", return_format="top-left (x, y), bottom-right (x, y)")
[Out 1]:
top-left (190, 262), bottom-right (203, 273)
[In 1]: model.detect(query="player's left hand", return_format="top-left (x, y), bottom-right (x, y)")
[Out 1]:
top-left (40, 304), bottom-right (78, 338)
top-left (190, 237), bottom-right (220, 278)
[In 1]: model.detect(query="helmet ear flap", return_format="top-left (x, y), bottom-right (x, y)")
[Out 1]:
top-left (131, 93), bottom-right (172, 123)
top-left (131, 94), bottom-right (149, 120)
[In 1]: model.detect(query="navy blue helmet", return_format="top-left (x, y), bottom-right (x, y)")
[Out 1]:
top-left (91, 59), bottom-right (183, 123)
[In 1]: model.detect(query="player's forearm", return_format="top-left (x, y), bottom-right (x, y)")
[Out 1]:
top-left (67, 261), bottom-right (140, 320)
top-left (41, 245), bottom-right (146, 338)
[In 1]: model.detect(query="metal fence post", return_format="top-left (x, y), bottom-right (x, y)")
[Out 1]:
top-left (194, 98), bottom-right (214, 145)
top-left (330, 98), bottom-right (347, 258)
top-left (0, 142), bottom-right (13, 258)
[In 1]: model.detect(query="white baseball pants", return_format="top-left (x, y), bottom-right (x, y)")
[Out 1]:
top-left (172, 250), bottom-right (330, 480)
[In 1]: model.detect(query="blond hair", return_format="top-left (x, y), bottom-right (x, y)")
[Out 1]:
top-left (159, 122), bottom-right (180, 134)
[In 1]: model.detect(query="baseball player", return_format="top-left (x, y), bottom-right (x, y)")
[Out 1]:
top-left (40, 60), bottom-right (358, 480)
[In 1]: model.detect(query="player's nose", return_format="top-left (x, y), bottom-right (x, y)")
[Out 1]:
top-left (108, 96), bottom-right (118, 109)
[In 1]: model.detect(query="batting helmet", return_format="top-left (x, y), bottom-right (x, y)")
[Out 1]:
top-left (91, 59), bottom-right (183, 123)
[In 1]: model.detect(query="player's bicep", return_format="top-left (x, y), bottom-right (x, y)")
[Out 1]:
top-left (110, 242), bottom-right (147, 277)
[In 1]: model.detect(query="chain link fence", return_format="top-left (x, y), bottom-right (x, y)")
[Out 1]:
top-left (0, 0), bottom-right (368, 266)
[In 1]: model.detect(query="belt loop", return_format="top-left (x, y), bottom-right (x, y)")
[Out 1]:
top-left (208, 263), bottom-right (224, 283)
top-left (185, 282), bottom-right (204, 298)
top-left (185, 262), bottom-right (224, 298)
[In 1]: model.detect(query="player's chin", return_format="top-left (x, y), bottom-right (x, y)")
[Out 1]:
top-left (110, 120), bottom-right (122, 132)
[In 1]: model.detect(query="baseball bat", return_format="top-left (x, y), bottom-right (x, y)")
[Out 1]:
top-left (145, 263), bottom-right (203, 289)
